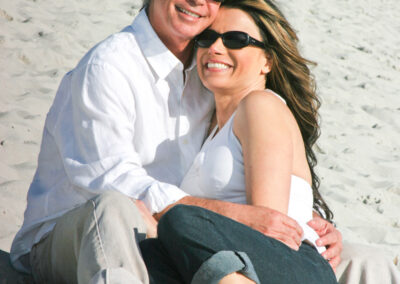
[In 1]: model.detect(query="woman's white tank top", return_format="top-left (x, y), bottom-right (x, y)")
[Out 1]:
top-left (180, 91), bottom-right (325, 253)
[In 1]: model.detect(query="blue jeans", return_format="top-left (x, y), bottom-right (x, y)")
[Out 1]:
top-left (140, 205), bottom-right (338, 284)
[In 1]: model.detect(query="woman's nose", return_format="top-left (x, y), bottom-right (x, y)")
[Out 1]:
top-left (208, 37), bottom-right (225, 54)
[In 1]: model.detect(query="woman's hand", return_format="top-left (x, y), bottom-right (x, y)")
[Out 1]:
top-left (133, 199), bottom-right (158, 238)
top-left (307, 216), bottom-right (342, 272)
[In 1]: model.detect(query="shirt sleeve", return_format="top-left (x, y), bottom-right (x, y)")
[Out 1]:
top-left (50, 62), bottom-right (188, 214)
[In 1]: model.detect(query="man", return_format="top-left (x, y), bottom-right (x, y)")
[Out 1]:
top-left (10, 0), bottom-right (398, 283)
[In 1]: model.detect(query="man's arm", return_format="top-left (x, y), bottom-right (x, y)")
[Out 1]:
top-left (154, 196), bottom-right (303, 251)
top-left (54, 63), bottom-right (188, 213)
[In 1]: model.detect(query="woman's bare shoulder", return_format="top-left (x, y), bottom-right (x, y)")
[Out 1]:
top-left (234, 90), bottom-right (292, 141)
top-left (236, 90), bottom-right (289, 122)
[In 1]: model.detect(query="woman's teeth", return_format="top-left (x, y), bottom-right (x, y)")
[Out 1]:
top-left (207, 62), bottom-right (229, 70)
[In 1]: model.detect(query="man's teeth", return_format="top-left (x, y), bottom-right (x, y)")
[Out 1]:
top-left (207, 63), bottom-right (229, 69)
top-left (178, 7), bottom-right (200, 18)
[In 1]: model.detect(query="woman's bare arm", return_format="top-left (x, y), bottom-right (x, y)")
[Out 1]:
top-left (234, 91), bottom-right (294, 215)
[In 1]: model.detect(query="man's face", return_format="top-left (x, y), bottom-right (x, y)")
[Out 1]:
top-left (148, 0), bottom-right (221, 42)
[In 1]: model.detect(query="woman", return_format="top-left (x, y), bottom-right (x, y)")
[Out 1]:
top-left (140, 0), bottom-right (337, 283)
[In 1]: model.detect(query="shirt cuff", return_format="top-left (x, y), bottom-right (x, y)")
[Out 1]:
top-left (140, 182), bottom-right (189, 214)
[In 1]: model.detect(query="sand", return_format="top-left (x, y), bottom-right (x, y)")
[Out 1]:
top-left (0, 0), bottom-right (399, 281)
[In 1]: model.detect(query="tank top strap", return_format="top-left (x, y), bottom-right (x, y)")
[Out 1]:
top-left (265, 89), bottom-right (287, 105)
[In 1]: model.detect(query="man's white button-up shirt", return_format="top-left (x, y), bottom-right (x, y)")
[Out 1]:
top-left (11, 9), bottom-right (214, 271)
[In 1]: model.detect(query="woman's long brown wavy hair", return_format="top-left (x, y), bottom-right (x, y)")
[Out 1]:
top-left (222, 0), bottom-right (334, 221)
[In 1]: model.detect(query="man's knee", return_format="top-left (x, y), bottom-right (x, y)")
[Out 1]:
top-left (91, 191), bottom-right (135, 215)
top-left (341, 243), bottom-right (391, 263)
top-left (89, 191), bottom-right (145, 233)
top-left (337, 243), bottom-right (400, 283)
top-left (92, 190), bottom-right (130, 207)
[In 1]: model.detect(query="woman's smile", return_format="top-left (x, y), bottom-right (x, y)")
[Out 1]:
top-left (205, 60), bottom-right (232, 71)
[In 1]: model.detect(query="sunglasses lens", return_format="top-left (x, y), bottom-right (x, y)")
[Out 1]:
top-left (196, 30), bottom-right (218, 48)
top-left (224, 32), bottom-right (249, 49)
top-left (195, 30), bottom-right (259, 50)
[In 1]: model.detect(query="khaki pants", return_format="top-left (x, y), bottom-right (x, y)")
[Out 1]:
top-left (336, 242), bottom-right (400, 284)
top-left (30, 191), bottom-right (149, 284)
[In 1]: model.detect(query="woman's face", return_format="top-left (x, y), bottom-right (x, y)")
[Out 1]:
top-left (197, 7), bottom-right (271, 94)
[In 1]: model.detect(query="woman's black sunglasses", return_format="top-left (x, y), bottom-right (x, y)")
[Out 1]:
top-left (195, 29), bottom-right (265, 50)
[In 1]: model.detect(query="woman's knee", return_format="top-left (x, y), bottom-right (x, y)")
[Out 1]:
top-left (158, 205), bottom-right (214, 241)
top-left (158, 205), bottom-right (194, 232)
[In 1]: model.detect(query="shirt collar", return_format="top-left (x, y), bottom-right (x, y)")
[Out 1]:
top-left (131, 9), bottom-right (187, 80)
top-left (186, 54), bottom-right (197, 73)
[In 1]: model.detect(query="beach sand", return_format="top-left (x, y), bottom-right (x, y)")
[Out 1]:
top-left (0, 0), bottom-right (399, 281)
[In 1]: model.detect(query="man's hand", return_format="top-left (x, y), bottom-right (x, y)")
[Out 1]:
top-left (308, 215), bottom-right (342, 271)
top-left (157, 196), bottom-right (303, 251)
top-left (133, 199), bottom-right (158, 238)
top-left (243, 205), bottom-right (303, 251)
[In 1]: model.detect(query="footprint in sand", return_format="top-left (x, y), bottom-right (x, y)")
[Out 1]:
top-left (361, 105), bottom-right (400, 130)
top-left (34, 69), bottom-right (59, 78)
top-left (0, 8), bottom-right (13, 21)
top-left (18, 54), bottom-right (31, 65)
top-left (15, 110), bottom-right (40, 121)
top-left (0, 111), bottom-right (9, 119)
top-left (23, 114), bottom-right (41, 120)
top-left (13, 162), bottom-right (37, 172)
